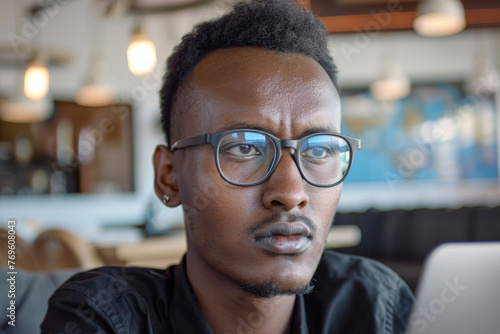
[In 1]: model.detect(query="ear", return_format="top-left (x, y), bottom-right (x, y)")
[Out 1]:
top-left (153, 145), bottom-right (181, 207)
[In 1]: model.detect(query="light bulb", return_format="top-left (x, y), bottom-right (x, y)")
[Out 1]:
top-left (127, 26), bottom-right (157, 76)
top-left (24, 60), bottom-right (50, 100)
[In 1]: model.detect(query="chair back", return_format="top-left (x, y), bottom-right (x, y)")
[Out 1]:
top-left (32, 229), bottom-right (104, 270)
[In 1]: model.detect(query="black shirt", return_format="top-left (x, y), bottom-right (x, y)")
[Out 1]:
top-left (41, 251), bottom-right (414, 333)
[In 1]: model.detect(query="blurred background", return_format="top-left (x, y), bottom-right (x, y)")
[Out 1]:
top-left (0, 0), bottom-right (499, 290)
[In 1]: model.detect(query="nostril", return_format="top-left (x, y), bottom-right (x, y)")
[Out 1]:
top-left (271, 200), bottom-right (284, 207)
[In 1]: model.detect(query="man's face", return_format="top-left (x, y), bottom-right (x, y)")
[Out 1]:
top-left (156, 47), bottom-right (342, 296)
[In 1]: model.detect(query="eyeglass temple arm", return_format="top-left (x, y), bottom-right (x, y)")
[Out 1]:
top-left (170, 134), bottom-right (208, 151)
top-left (345, 135), bottom-right (361, 151)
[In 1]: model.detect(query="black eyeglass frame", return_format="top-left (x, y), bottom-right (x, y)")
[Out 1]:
top-left (171, 129), bottom-right (361, 188)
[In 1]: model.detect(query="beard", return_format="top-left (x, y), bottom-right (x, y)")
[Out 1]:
top-left (240, 280), bottom-right (315, 298)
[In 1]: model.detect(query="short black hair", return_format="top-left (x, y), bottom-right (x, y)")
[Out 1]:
top-left (159, 0), bottom-right (338, 146)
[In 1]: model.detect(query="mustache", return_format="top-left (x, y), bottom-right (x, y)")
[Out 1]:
top-left (248, 212), bottom-right (318, 235)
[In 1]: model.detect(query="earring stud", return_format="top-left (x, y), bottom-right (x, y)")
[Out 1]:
top-left (163, 194), bottom-right (170, 205)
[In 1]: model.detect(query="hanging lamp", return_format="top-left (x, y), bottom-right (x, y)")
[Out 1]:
top-left (75, 0), bottom-right (114, 107)
top-left (75, 56), bottom-right (114, 107)
top-left (414, 0), bottom-right (466, 37)
top-left (2, 68), bottom-right (52, 122)
top-left (370, 56), bottom-right (411, 101)
top-left (127, 23), bottom-right (157, 76)
top-left (24, 57), bottom-right (50, 100)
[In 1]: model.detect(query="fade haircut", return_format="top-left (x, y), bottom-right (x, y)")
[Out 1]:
top-left (159, 0), bottom-right (338, 146)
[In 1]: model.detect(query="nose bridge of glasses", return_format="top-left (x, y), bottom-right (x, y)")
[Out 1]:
top-left (274, 139), bottom-right (300, 173)
top-left (279, 139), bottom-right (299, 153)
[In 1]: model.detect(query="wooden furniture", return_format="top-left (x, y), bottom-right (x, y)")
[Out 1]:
top-left (96, 233), bottom-right (187, 268)
top-left (32, 229), bottom-right (104, 271)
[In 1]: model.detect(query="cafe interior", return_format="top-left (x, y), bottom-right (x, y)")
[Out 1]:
top-left (0, 0), bottom-right (499, 331)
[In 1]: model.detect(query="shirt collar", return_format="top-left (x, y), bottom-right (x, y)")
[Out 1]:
top-left (292, 295), bottom-right (309, 334)
top-left (170, 256), bottom-right (214, 333)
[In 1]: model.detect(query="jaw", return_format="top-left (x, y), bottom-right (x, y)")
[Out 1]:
top-left (185, 227), bottom-right (326, 299)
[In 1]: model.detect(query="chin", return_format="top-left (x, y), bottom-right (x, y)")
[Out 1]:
top-left (266, 252), bottom-right (320, 282)
top-left (240, 279), bottom-right (315, 298)
top-left (237, 262), bottom-right (316, 298)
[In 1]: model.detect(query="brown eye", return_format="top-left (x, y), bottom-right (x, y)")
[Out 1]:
top-left (225, 144), bottom-right (260, 156)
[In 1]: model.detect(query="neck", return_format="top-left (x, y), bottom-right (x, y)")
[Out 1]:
top-left (184, 251), bottom-right (296, 334)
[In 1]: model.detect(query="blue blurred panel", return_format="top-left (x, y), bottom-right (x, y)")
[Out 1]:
top-left (341, 82), bottom-right (499, 183)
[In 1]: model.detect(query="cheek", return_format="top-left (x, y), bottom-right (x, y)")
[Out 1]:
top-left (177, 150), bottom-right (260, 243)
top-left (310, 185), bottom-right (342, 233)
top-left (327, 184), bottom-right (343, 216)
top-left (176, 149), bottom-right (220, 213)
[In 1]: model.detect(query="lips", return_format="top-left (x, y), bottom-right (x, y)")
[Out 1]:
top-left (253, 222), bottom-right (312, 255)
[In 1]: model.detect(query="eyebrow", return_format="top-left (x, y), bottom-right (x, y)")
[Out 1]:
top-left (215, 121), bottom-right (339, 138)
top-left (216, 121), bottom-right (271, 133)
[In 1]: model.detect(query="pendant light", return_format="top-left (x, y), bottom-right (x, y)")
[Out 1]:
top-left (75, 0), bottom-right (114, 107)
top-left (0, 0), bottom-right (52, 122)
top-left (2, 67), bottom-right (52, 122)
top-left (24, 57), bottom-right (50, 100)
top-left (75, 56), bottom-right (114, 107)
top-left (414, 0), bottom-right (466, 37)
top-left (127, 23), bottom-right (157, 76)
top-left (24, 0), bottom-right (50, 101)
top-left (370, 56), bottom-right (411, 101)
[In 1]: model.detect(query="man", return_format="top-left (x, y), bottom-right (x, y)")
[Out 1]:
top-left (42, 0), bottom-right (414, 333)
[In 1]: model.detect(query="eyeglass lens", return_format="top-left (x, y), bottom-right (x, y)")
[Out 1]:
top-left (217, 131), bottom-right (351, 186)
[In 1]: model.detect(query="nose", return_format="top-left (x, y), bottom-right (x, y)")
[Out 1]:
top-left (262, 149), bottom-right (309, 211)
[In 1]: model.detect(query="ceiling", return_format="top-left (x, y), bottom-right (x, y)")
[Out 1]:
top-left (302, 0), bottom-right (500, 33)
top-left (130, 0), bottom-right (209, 8)
top-left (25, 0), bottom-right (215, 17)
top-left (0, 0), bottom-right (213, 65)
top-left (127, 0), bottom-right (214, 13)
top-left (24, 0), bottom-right (500, 31)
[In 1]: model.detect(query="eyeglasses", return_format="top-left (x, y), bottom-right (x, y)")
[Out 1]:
top-left (171, 129), bottom-right (361, 187)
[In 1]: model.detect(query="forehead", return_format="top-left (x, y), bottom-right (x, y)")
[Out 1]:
top-left (173, 47), bottom-right (340, 140)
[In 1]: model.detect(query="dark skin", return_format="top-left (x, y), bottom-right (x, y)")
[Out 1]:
top-left (153, 47), bottom-right (342, 334)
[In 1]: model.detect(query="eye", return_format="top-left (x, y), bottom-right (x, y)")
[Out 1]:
top-left (301, 146), bottom-right (333, 159)
top-left (225, 144), bottom-right (261, 156)
top-left (307, 147), bottom-right (327, 158)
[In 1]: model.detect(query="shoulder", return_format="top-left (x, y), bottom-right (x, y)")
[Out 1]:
top-left (57, 266), bottom-right (174, 302)
top-left (312, 250), bottom-right (413, 303)
top-left (315, 250), bottom-right (404, 288)
top-left (41, 265), bottom-right (177, 334)
top-left (304, 251), bottom-right (414, 334)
